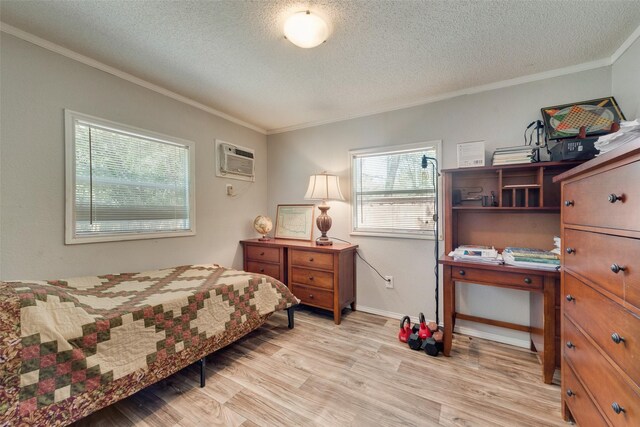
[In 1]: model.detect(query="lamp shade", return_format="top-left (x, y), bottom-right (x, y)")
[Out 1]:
top-left (304, 173), bottom-right (345, 201)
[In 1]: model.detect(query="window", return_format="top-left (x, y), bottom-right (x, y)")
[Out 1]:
top-left (350, 141), bottom-right (440, 239)
top-left (65, 110), bottom-right (195, 244)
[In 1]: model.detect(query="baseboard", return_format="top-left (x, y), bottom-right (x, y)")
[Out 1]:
top-left (356, 305), bottom-right (531, 349)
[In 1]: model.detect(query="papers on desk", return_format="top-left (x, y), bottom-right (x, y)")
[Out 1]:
top-left (595, 119), bottom-right (640, 155)
top-left (502, 247), bottom-right (560, 271)
top-left (449, 245), bottom-right (504, 265)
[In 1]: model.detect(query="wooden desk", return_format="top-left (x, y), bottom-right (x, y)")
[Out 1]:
top-left (240, 238), bottom-right (358, 324)
top-left (440, 256), bottom-right (560, 384)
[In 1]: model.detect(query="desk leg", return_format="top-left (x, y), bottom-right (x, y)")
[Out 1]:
top-left (443, 266), bottom-right (454, 356)
top-left (542, 276), bottom-right (556, 384)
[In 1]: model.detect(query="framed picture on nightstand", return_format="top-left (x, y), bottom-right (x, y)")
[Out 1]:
top-left (274, 204), bottom-right (315, 241)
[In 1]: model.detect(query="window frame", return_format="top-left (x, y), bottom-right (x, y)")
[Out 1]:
top-left (349, 140), bottom-right (442, 240)
top-left (64, 110), bottom-right (196, 244)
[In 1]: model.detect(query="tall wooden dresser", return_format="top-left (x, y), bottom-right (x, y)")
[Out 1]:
top-left (554, 140), bottom-right (640, 426)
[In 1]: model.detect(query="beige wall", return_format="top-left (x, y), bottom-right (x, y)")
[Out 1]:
top-left (613, 36), bottom-right (640, 119)
top-left (267, 67), bottom-right (612, 346)
top-left (0, 34), bottom-right (268, 279)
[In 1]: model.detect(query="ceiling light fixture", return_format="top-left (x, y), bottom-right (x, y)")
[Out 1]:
top-left (284, 11), bottom-right (329, 48)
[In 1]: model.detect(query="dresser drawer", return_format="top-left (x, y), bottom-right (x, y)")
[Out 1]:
top-left (563, 316), bottom-right (640, 426)
top-left (564, 229), bottom-right (639, 301)
top-left (453, 266), bottom-right (542, 290)
top-left (291, 267), bottom-right (333, 290)
top-left (563, 160), bottom-right (640, 231)
top-left (246, 261), bottom-right (281, 280)
top-left (563, 362), bottom-right (608, 427)
top-left (291, 284), bottom-right (333, 309)
top-left (564, 273), bottom-right (640, 385)
top-left (246, 245), bottom-right (280, 263)
top-left (290, 249), bottom-right (334, 270)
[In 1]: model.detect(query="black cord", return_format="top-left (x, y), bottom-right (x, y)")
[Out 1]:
top-left (422, 155), bottom-right (440, 326)
top-left (327, 236), bottom-right (390, 283)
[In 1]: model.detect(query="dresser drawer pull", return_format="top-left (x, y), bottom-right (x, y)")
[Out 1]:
top-left (259, 268), bottom-right (265, 273)
top-left (524, 277), bottom-right (532, 284)
top-left (608, 194), bottom-right (624, 203)
top-left (611, 333), bottom-right (625, 344)
top-left (566, 341), bottom-right (575, 349)
top-left (566, 389), bottom-right (575, 397)
top-left (308, 294), bottom-right (314, 299)
top-left (610, 264), bottom-right (626, 274)
top-left (459, 270), bottom-right (466, 276)
top-left (260, 252), bottom-right (265, 256)
top-left (566, 294), bottom-right (575, 302)
top-left (565, 247), bottom-right (575, 254)
top-left (564, 200), bottom-right (574, 207)
top-left (611, 402), bottom-right (626, 415)
top-left (309, 257), bottom-right (314, 262)
top-left (308, 276), bottom-right (314, 281)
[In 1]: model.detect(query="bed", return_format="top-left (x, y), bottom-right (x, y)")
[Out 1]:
top-left (0, 264), bottom-right (299, 426)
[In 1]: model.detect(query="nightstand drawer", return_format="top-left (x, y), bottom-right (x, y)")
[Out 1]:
top-left (563, 316), bottom-right (640, 427)
top-left (290, 249), bottom-right (333, 270)
top-left (563, 362), bottom-right (607, 427)
top-left (246, 245), bottom-right (280, 263)
top-left (246, 261), bottom-right (280, 280)
top-left (291, 267), bottom-right (333, 290)
top-left (563, 160), bottom-right (640, 232)
top-left (564, 229), bottom-right (639, 301)
top-left (291, 284), bottom-right (333, 309)
top-left (452, 267), bottom-right (542, 290)
top-left (564, 273), bottom-right (640, 384)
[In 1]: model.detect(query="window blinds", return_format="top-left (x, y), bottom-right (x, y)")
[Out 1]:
top-left (352, 146), bottom-right (437, 236)
top-left (73, 121), bottom-right (191, 236)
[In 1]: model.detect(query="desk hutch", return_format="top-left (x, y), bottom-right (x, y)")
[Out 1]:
top-left (439, 161), bottom-right (580, 384)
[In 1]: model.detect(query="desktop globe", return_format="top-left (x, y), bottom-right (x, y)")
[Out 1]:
top-left (253, 215), bottom-right (273, 241)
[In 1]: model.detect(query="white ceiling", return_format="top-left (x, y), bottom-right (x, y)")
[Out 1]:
top-left (2, 1), bottom-right (640, 133)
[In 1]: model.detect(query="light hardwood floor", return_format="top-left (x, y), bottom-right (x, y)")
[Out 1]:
top-left (74, 308), bottom-right (566, 426)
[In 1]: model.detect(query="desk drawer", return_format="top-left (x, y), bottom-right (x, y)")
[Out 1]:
top-left (246, 245), bottom-right (280, 263)
top-left (564, 229), bottom-right (639, 300)
top-left (563, 362), bottom-right (607, 427)
top-left (564, 273), bottom-right (640, 385)
top-left (453, 266), bottom-right (542, 290)
top-left (291, 249), bottom-right (334, 270)
top-left (291, 284), bottom-right (333, 309)
top-left (563, 160), bottom-right (640, 231)
top-left (291, 267), bottom-right (333, 290)
top-left (563, 317), bottom-right (640, 427)
top-left (246, 261), bottom-right (280, 280)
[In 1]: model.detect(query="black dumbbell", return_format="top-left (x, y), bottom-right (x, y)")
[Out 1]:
top-left (407, 333), bottom-right (423, 350)
top-left (422, 337), bottom-right (439, 357)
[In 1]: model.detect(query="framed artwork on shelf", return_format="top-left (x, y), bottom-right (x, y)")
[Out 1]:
top-left (541, 97), bottom-right (626, 141)
top-left (274, 204), bottom-right (315, 241)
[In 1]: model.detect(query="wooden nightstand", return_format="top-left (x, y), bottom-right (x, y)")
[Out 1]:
top-left (241, 238), bottom-right (358, 324)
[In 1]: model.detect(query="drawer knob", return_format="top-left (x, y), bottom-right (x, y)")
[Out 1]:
top-left (611, 402), bottom-right (626, 415)
top-left (611, 333), bottom-right (625, 344)
top-left (459, 270), bottom-right (466, 276)
top-left (524, 277), bottom-right (532, 284)
top-left (308, 276), bottom-right (314, 281)
top-left (309, 257), bottom-right (314, 262)
top-left (566, 341), bottom-right (575, 349)
top-left (309, 294), bottom-right (314, 299)
top-left (259, 268), bottom-right (265, 273)
top-left (260, 252), bottom-right (265, 256)
top-left (564, 200), bottom-right (574, 207)
top-left (610, 264), bottom-right (626, 274)
top-left (566, 294), bottom-right (575, 302)
top-left (566, 247), bottom-right (575, 254)
top-left (566, 389), bottom-right (575, 397)
top-left (608, 194), bottom-right (624, 203)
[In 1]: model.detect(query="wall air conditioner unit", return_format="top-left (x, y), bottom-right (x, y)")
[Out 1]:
top-left (215, 140), bottom-right (255, 182)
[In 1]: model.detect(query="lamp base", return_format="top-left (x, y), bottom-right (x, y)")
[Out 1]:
top-left (315, 203), bottom-right (333, 246)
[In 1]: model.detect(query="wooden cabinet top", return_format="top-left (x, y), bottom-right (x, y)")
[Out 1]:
top-left (442, 161), bottom-right (582, 174)
top-left (241, 238), bottom-right (358, 253)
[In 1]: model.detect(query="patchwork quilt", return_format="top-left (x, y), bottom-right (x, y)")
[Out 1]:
top-left (0, 264), bottom-right (299, 426)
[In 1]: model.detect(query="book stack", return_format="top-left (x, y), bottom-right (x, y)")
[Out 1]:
top-left (449, 245), bottom-right (503, 265)
top-left (492, 146), bottom-right (539, 166)
top-left (502, 247), bottom-right (560, 271)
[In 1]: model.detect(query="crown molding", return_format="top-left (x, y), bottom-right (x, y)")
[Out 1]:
top-left (0, 22), bottom-right (267, 135)
top-left (266, 57), bottom-right (612, 135)
top-left (611, 22), bottom-right (640, 64)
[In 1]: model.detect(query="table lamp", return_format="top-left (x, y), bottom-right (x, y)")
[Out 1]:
top-left (304, 172), bottom-right (345, 245)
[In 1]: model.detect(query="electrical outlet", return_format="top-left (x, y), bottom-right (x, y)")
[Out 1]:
top-left (385, 275), bottom-right (394, 289)
top-left (226, 184), bottom-right (234, 196)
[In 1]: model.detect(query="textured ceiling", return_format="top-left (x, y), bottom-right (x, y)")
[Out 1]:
top-left (1, 1), bottom-right (640, 133)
